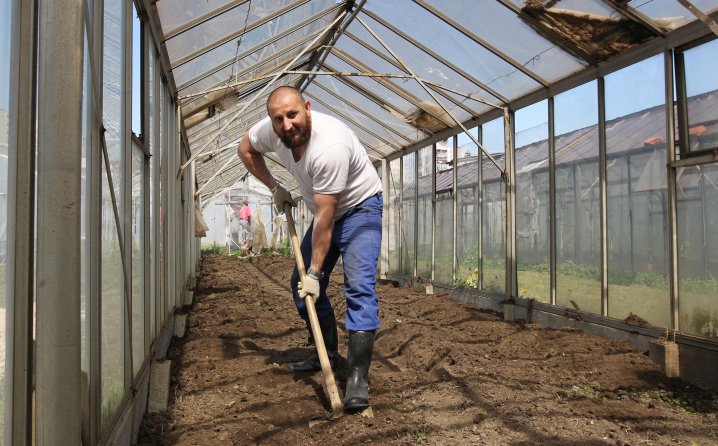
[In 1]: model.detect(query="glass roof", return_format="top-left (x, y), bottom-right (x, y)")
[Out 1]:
top-left (152, 0), bottom-right (718, 203)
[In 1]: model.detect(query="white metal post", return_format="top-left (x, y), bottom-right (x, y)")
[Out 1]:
top-left (665, 50), bottom-right (680, 330)
top-left (452, 136), bottom-right (458, 283)
top-left (6, 0), bottom-right (35, 443)
top-left (380, 159), bottom-right (389, 277)
top-left (35, 0), bottom-right (84, 443)
top-left (598, 78), bottom-right (609, 316)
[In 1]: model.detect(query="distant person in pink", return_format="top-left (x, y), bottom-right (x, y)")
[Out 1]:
top-left (238, 202), bottom-right (251, 225)
top-left (237, 202), bottom-right (251, 242)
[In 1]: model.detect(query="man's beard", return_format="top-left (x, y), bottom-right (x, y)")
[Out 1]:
top-left (279, 127), bottom-right (310, 150)
top-left (277, 115), bottom-right (311, 150)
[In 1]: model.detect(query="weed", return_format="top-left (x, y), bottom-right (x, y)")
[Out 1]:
top-left (455, 268), bottom-right (479, 288)
top-left (275, 239), bottom-right (292, 257)
top-left (406, 425), bottom-right (429, 443)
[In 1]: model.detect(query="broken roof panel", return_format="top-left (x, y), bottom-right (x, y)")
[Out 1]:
top-left (421, 0), bottom-right (586, 83)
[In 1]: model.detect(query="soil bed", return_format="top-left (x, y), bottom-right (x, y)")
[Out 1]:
top-left (139, 254), bottom-right (718, 445)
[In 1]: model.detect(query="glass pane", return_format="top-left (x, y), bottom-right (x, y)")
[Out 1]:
top-left (456, 128), bottom-right (479, 287)
top-left (0, 0), bottom-right (11, 437)
top-left (677, 163), bottom-right (718, 338)
top-left (174, 11), bottom-right (334, 89)
top-left (435, 138), bottom-right (453, 284)
top-left (131, 144), bottom-right (145, 376)
top-left (605, 55), bottom-right (669, 327)
top-left (101, 0), bottom-right (125, 430)
top-left (516, 100), bottom-right (550, 302)
top-left (481, 118), bottom-right (505, 294)
top-left (423, 0), bottom-right (585, 83)
top-left (554, 81), bottom-right (601, 314)
top-left (311, 78), bottom-right (426, 142)
top-left (170, 1), bottom-right (335, 88)
top-left (402, 153), bottom-right (416, 276)
top-left (416, 146), bottom-right (432, 278)
top-left (132, 4), bottom-right (141, 136)
top-left (335, 27), bottom-right (493, 118)
top-left (362, 1), bottom-right (540, 100)
top-left (628, 0), bottom-right (707, 31)
top-left (323, 53), bottom-right (419, 117)
top-left (305, 84), bottom-right (404, 149)
top-left (682, 39), bottom-right (718, 153)
top-left (387, 158), bottom-right (400, 274)
top-left (309, 101), bottom-right (393, 156)
top-left (156, 0), bottom-right (230, 32)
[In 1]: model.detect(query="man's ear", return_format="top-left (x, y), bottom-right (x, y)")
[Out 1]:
top-left (305, 100), bottom-right (312, 114)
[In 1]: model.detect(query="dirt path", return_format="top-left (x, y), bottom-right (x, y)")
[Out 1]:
top-left (139, 254), bottom-right (718, 445)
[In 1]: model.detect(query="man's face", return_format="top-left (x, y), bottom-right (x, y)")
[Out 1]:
top-left (267, 91), bottom-right (312, 150)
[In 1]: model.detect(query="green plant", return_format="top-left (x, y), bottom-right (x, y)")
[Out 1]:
top-left (455, 267), bottom-right (479, 288)
top-left (406, 425), bottom-right (429, 443)
top-left (275, 239), bottom-right (292, 257)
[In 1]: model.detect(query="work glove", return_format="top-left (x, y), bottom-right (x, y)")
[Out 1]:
top-left (271, 183), bottom-right (295, 213)
top-left (298, 273), bottom-right (320, 303)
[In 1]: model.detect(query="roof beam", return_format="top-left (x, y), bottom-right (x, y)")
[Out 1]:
top-left (304, 91), bottom-right (397, 150)
top-left (297, 0), bottom-right (367, 91)
top-left (675, 0), bottom-right (718, 37)
top-left (356, 15), bottom-right (504, 174)
top-left (332, 48), bottom-right (455, 128)
top-left (600, 0), bottom-right (665, 36)
top-left (359, 9), bottom-right (510, 104)
top-left (180, 38), bottom-right (319, 118)
top-left (323, 62), bottom-right (429, 139)
top-left (411, 0), bottom-right (548, 87)
top-left (172, 0), bottom-right (311, 69)
top-left (344, 31), bottom-right (406, 72)
top-left (311, 80), bottom-right (414, 144)
top-left (176, 4), bottom-right (342, 91)
top-left (424, 82), bottom-right (484, 117)
top-left (163, 0), bottom-right (250, 41)
top-left (143, 0), bottom-right (178, 96)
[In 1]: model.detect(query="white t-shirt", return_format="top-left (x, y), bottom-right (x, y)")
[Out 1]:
top-left (248, 111), bottom-right (382, 219)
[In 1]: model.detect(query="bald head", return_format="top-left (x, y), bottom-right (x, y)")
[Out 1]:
top-left (267, 86), bottom-right (305, 112)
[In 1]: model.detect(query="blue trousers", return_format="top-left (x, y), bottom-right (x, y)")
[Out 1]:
top-left (291, 193), bottom-right (383, 332)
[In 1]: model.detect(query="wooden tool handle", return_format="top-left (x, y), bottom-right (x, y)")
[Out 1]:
top-left (284, 204), bottom-right (343, 413)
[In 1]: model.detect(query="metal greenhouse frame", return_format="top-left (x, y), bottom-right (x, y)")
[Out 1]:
top-left (1, 0), bottom-right (718, 444)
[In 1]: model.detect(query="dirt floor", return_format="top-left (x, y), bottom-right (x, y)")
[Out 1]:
top-left (138, 254), bottom-right (718, 446)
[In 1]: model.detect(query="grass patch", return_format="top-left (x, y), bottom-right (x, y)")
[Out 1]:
top-left (405, 425), bottom-right (430, 443)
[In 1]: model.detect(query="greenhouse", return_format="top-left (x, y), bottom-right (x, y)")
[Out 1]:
top-left (1, 0), bottom-right (718, 444)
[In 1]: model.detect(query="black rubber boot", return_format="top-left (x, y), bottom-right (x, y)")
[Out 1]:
top-left (343, 330), bottom-right (375, 412)
top-left (286, 312), bottom-right (339, 372)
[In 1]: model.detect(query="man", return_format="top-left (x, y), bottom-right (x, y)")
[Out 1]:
top-left (237, 86), bottom-right (383, 412)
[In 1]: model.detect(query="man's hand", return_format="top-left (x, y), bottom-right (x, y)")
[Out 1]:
top-left (271, 183), bottom-right (295, 212)
top-left (298, 274), bottom-right (320, 302)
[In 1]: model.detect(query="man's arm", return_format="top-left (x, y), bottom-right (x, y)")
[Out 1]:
top-left (310, 192), bottom-right (339, 272)
top-left (237, 134), bottom-right (279, 191)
